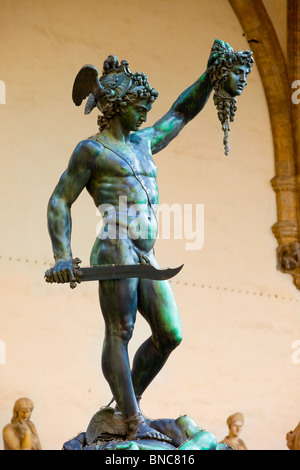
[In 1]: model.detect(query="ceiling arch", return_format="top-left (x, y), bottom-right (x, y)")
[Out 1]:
top-left (229, 0), bottom-right (300, 290)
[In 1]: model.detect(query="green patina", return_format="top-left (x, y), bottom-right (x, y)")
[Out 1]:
top-left (47, 41), bottom-right (253, 445)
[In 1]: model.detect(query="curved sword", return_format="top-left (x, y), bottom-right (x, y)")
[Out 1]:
top-left (44, 257), bottom-right (184, 289)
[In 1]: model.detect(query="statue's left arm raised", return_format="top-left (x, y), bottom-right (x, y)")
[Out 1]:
top-left (149, 70), bottom-right (212, 154)
top-left (141, 50), bottom-right (216, 154)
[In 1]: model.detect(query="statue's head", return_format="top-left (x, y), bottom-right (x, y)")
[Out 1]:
top-left (11, 397), bottom-right (34, 422)
top-left (207, 39), bottom-right (254, 155)
top-left (226, 412), bottom-right (244, 437)
top-left (96, 55), bottom-right (158, 131)
top-left (208, 41), bottom-right (254, 97)
top-left (72, 55), bottom-right (158, 131)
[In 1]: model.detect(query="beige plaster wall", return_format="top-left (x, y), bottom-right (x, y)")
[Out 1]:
top-left (0, 0), bottom-right (299, 450)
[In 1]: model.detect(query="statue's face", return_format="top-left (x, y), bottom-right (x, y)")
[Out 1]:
top-left (229, 420), bottom-right (243, 437)
top-left (120, 99), bottom-right (152, 132)
top-left (222, 64), bottom-right (249, 97)
top-left (17, 407), bottom-right (32, 421)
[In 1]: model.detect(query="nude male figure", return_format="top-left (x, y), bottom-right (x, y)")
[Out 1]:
top-left (46, 41), bottom-right (252, 441)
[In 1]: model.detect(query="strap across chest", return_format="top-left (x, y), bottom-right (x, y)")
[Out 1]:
top-left (94, 137), bottom-right (158, 222)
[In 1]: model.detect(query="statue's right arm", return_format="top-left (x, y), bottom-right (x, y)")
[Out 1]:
top-left (47, 139), bottom-right (99, 283)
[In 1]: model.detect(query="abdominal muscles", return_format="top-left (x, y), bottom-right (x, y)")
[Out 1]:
top-left (97, 208), bottom-right (158, 253)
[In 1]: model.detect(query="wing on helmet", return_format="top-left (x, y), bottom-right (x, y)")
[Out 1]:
top-left (72, 64), bottom-right (102, 107)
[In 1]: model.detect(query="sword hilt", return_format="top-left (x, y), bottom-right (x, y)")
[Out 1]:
top-left (44, 257), bottom-right (82, 289)
top-left (70, 257), bottom-right (82, 288)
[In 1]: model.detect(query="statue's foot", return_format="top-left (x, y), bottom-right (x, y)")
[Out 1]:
top-left (126, 414), bottom-right (172, 442)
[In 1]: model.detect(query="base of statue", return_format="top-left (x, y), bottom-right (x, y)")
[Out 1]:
top-left (62, 406), bottom-right (233, 451)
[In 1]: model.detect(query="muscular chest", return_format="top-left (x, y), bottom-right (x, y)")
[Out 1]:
top-left (93, 139), bottom-right (158, 179)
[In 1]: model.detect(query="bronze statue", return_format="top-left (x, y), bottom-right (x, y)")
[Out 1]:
top-left (63, 409), bottom-right (233, 450)
top-left (2, 398), bottom-right (42, 450)
top-left (208, 40), bottom-right (254, 155)
top-left (220, 412), bottom-right (248, 450)
top-left (45, 39), bottom-right (253, 444)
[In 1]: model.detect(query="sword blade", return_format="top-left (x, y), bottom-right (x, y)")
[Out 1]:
top-left (75, 263), bottom-right (183, 282)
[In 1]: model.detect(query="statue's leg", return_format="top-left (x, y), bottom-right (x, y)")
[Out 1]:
top-left (97, 241), bottom-right (172, 441)
top-left (94, 238), bottom-right (140, 418)
top-left (132, 253), bottom-right (182, 398)
top-left (99, 275), bottom-right (140, 419)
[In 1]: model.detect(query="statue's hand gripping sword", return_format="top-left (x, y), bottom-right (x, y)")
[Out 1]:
top-left (44, 257), bottom-right (183, 289)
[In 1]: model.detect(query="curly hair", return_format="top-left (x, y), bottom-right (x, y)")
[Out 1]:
top-left (209, 49), bottom-right (254, 91)
top-left (97, 71), bottom-right (158, 131)
top-left (208, 48), bottom-right (254, 155)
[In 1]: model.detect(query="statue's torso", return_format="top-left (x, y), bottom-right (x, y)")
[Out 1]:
top-left (86, 133), bottom-right (159, 254)
top-left (221, 436), bottom-right (247, 450)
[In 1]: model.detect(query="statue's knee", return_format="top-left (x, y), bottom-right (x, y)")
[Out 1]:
top-left (119, 323), bottom-right (134, 343)
top-left (176, 415), bottom-right (194, 428)
top-left (108, 320), bottom-right (134, 343)
top-left (174, 328), bottom-right (183, 347)
top-left (157, 328), bottom-right (182, 353)
top-left (172, 330), bottom-right (183, 350)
